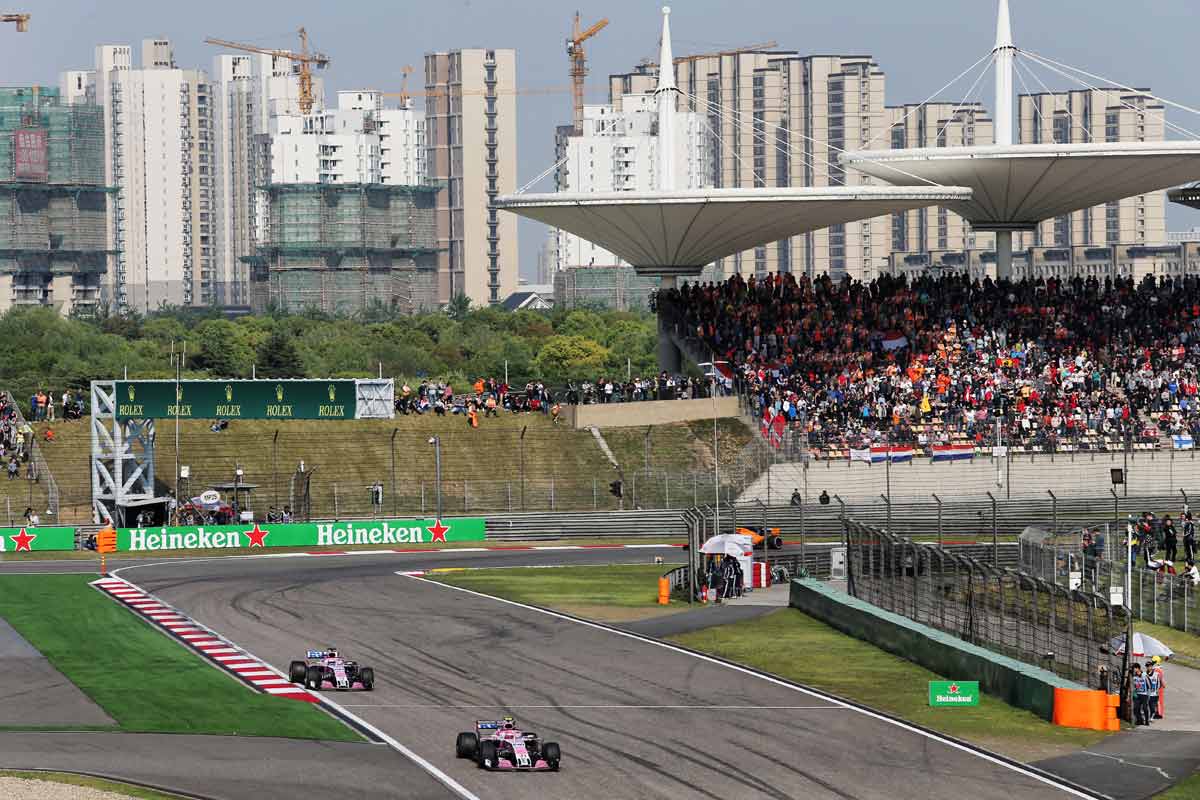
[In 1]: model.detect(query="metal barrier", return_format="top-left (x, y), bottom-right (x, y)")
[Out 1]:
top-left (846, 519), bottom-right (1127, 689)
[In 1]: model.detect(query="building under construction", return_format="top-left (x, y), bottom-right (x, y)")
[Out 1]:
top-left (0, 86), bottom-right (112, 314)
top-left (247, 182), bottom-right (439, 315)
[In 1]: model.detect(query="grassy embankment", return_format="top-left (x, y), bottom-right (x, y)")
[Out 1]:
top-left (430, 564), bottom-right (1112, 761)
top-left (0, 574), bottom-right (359, 740)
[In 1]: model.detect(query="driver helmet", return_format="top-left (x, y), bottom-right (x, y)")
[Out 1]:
top-left (326, 647), bottom-right (339, 658)
top-left (502, 716), bottom-right (515, 730)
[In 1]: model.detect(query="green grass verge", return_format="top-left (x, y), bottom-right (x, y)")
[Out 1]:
top-left (428, 563), bottom-right (682, 608)
top-left (1157, 771), bottom-right (1200, 798)
top-left (0, 770), bottom-right (185, 799)
top-left (0, 574), bottom-right (360, 740)
top-left (671, 608), bottom-right (1111, 761)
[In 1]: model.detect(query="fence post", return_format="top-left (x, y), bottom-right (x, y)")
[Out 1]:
top-left (421, 481), bottom-right (425, 515)
top-left (333, 483), bottom-right (339, 521)
top-left (551, 476), bottom-right (556, 511)
top-left (665, 473), bottom-right (670, 508)
top-left (987, 491), bottom-right (998, 567)
top-left (464, 481), bottom-right (469, 513)
top-left (1048, 490), bottom-right (1057, 537)
top-left (1170, 576), bottom-right (1175, 628)
top-left (933, 493), bottom-right (943, 548)
top-left (880, 494), bottom-right (891, 533)
top-left (507, 481), bottom-right (512, 512)
top-left (593, 478), bottom-right (597, 510)
top-left (693, 474), bottom-right (698, 507)
top-left (632, 473), bottom-right (637, 510)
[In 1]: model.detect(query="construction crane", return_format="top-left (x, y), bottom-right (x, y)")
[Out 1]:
top-left (643, 40), bottom-right (778, 69)
top-left (204, 28), bottom-right (329, 114)
top-left (567, 12), bottom-right (609, 135)
top-left (397, 65), bottom-right (415, 106)
top-left (1, 12), bottom-right (29, 31)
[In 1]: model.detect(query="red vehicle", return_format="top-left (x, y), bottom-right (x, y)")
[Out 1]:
top-left (455, 717), bottom-right (561, 771)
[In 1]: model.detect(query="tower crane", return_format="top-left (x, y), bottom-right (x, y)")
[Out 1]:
top-left (204, 28), bottom-right (329, 114)
top-left (1, 12), bottom-right (29, 31)
top-left (567, 12), bottom-right (608, 135)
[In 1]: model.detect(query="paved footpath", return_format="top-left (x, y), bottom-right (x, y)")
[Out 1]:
top-left (0, 732), bottom-right (454, 800)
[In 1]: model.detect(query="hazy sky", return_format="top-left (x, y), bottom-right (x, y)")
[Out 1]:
top-left (7, 0), bottom-right (1200, 278)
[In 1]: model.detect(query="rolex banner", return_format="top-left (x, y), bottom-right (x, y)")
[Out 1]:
top-left (114, 380), bottom-right (360, 420)
top-left (116, 517), bottom-right (486, 552)
top-left (0, 526), bottom-right (77, 552)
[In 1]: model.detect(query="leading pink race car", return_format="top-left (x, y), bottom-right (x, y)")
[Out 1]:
top-left (455, 717), bottom-right (561, 771)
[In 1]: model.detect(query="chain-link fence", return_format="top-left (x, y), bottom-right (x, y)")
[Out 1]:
top-left (846, 520), bottom-right (1128, 689)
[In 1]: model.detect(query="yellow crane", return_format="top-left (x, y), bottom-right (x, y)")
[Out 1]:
top-left (204, 28), bottom-right (329, 114)
top-left (567, 12), bottom-right (608, 135)
top-left (397, 65), bottom-right (415, 106)
top-left (1, 12), bottom-right (29, 31)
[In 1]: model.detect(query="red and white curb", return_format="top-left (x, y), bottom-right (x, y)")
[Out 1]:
top-left (91, 576), bottom-right (318, 703)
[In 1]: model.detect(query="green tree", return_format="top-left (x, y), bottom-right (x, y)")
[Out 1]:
top-left (445, 293), bottom-right (472, 322)
top-left (191, 320), bottom-right (254, 377)
top-left (255, 329), bottom-right (304, 378)
top-left (533, 335), bottom-right (610, 385)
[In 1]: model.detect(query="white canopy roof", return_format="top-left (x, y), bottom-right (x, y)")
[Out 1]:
top-left (841, 141), bottom-right (1200, 231)
top-left (497, 186), bottom-right (972, 276)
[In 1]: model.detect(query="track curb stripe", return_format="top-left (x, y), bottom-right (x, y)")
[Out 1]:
top-left (90, 577), bottom-right (318, 703)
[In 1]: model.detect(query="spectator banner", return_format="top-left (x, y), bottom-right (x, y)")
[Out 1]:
top-left (0, 526), bottom-right (76, 552)
top-left (114, 380), bottom-right (359, 420)
top-left (1173, 435), bottom-right (1194, 450)
top-left (116, 517), bottom-right (486, 552)
top-left (13, 129), bottom-right (48, 182)
top-left (850, 445), bottom-right (914, 464)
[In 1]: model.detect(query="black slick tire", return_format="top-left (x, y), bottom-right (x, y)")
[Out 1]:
top-left (478, 740), bottom-right (498, 770)
top-left (288, 660), bottom-right (307, 684)
top-left (359, 667), bottom-right (375, 690)
top-left (305, 665), bottom-right (322, 691)
top-left (456, 732), bottom-right (478, 759)
top-left (542, 741), bottom-right (561, 771)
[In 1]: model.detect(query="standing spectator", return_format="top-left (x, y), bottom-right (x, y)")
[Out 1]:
top-left (45, 390), bottom-right (55, 422)
top-left (6, 458), bottom-right (16, 480)
top-left (1150, 656), bottom-right (1166, 720)
top-left (22, 506), bottom-right (37, 527)
top-left (1147, 659), bottom-right (1161, 722)
top-left (61, 390), bottom-right (70, 422)
top-left (28, 392), bottom-right (36, 421)
top-left (1131, 663), bottom-right (1150, 726)
top-left (1184, 512), bottom-right (1196, 563)
top-left (1164, 515), bottom-right (1179, 563)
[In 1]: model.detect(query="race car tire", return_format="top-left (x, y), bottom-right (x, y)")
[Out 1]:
top-left (478, 740), bottom-right (498, 770)
top-left (542, 741), bottom-right (561, 771)
top-left (359, 667), bottom-right (375, 690)
top-left (288, 660), bottom-right (307, 684)
top-left (305, 665), bottom-right (323, 691)
top-left (768, 535), bottom-right (784, 550)
top-left (455, 732), bottom-right (478, 759)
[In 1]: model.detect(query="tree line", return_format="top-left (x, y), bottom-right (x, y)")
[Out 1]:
top-left (0, 304), bottom-right (660, 401)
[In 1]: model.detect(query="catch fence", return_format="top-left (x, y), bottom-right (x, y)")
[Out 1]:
top-left (846, 520), bottom-right (1128, 689)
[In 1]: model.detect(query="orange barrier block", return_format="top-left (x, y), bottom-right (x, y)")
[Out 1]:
top-left (1053, 688), bottom-right (1120, 731)
top-left (657, 577), bottom-right (670, 605)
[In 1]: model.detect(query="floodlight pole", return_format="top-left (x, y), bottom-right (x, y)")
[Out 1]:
top-left (992, 0), bottom-right (1016, 281)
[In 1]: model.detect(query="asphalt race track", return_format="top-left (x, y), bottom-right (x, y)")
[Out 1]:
top-left (98, 548), bottom-right (1099, 800)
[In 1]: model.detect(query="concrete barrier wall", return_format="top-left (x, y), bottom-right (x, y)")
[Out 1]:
top-left (788, 578), bottom-right (1083, 721)
top-left (748, 449), bottom-right (1200, 504)
top-left (564, 397), bottom-right (741, 430)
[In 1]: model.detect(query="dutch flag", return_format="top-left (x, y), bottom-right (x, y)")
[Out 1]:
top-left (931, 444), bottom-right (975, 462)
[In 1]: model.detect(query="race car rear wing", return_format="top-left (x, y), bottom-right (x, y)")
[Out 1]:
top-left (476, 718), bottom-right (513, 732)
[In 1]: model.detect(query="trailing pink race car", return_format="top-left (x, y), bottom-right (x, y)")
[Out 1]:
top-left (288, 648), bottom-right (375, 691)
top-left (455, 717), bottom-right (561, 771)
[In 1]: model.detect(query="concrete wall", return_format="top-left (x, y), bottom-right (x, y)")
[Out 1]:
top-left (564, 396), bottom-right (740, 430)
top-left (747, 449), bottom-right (1200, 505)
top-left (789, 578), bottom-right (1082, 720)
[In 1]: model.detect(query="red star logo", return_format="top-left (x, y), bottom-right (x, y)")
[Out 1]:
top-left (9, 528), bottom-right (35, 552)
top-left (948, 683), bottom-right (960, 694)
top-left (243, 523), bottom-right (269, 548)
top-left (427, 519), bottom-right (449, 543)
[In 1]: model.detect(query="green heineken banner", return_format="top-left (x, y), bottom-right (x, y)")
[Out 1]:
top-left (114, 380), bottom-right (360, 421)
top-left (0, 526), bottom-right (76, 553)
top-left (116, 517), bottom-right (486, 552)
top-left (928, 680), bottom-right (980, 707)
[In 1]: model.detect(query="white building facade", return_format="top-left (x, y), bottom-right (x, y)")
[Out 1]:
top-left (553, 94), bottom-right (707, 273)
top-left (64, 40), bottom-right (217, 311)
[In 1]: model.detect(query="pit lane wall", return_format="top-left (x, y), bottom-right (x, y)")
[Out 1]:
top-left (113, 517), bottom-right (486, 552)
top-left (788, 578), bottom-right (1115, 727)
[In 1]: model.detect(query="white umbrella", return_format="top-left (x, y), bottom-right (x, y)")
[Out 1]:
top-left (1110, 632), bottom-right (1174, 660)
top-left (700, 534), bottom-right (753, 558)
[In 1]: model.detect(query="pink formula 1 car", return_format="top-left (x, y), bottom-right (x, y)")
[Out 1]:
top-left (455, 717), bottom-right (561, 771)
top-left (288, 648), bottom-right (375, 691)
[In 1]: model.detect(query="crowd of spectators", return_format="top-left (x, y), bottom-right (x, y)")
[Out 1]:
top-left (659, 271), bottom-right (1200, 457)
top-left (394, 379), bottom-right (559, 425)
top-left (564, 374), bottom-right (725, 405)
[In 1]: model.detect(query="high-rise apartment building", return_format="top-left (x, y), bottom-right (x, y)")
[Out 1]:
top-left (65, 40), bottom-right (216, 311)
top-left (1017, 87), bottom-right (1166, 248)
top-left (885, 103), bottom-right (995, 255)
top-left (553, 93), bottom-right (707, 272)
top-left (211, 54), bottom-right (255, 306)
top-left (424, 48), bottom-right (518, 306)
top-left (612, 52), bottom-right (890, 280)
